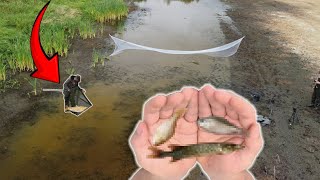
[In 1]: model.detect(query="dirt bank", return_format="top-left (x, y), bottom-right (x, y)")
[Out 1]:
top-left (222, 0), bottom-right (320, 179)
top-left (0, 0), bottom-right (319, 179)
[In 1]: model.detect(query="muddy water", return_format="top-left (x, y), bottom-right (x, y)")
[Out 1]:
top-left (0, 84), bottom-right (132, 179)
top-left (112, 0), bottom-right (228, 74)
top-left (0, 0), bottom-right (235, 179)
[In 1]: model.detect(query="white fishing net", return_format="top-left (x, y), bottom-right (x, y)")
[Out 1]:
top-left (109, 35), bottom-right (244, 57)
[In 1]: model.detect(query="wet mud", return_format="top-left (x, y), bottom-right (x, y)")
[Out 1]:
top-left (0, 0), bottom-right (319, 179)
top-left (223, 0), bottom-right (320, 179)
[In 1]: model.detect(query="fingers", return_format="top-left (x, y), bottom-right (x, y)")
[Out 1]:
top-left (202, 85), bottom-right (226, 117)
top-left (182, 87), bottom-right (198, 122)
top-left (203, 88), bottom-right (256, 129)
top-left (199, 88), bottom-right (212, 118)
top-left (237, 123), bottom-right (263, 163)
top-left (213, 90), bottom-right (241, 127)
top-left (130, 121), bottom-right (150, 149)
top-left (143, 95), bottom-right (167, 126)
top-left (244, 123), bottom-right (263, 155)
top-left (227, 92), bottom-right (257, 129)
top-left (159, 92), bottom-right (184, 119)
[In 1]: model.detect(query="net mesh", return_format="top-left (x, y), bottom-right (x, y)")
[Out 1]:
top-left (109, 35), bottom-right (244, 57)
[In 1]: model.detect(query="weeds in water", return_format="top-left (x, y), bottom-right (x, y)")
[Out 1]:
top-left (25, 78), bottom-right (39, 96)
top-left (78, 20), bottom-right (96, 39)
top-left (65, 67), bottom-right (76, 76)
top-left (92, 49), bottom-right (106, 67)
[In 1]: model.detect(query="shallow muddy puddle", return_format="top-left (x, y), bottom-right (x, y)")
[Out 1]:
top-left (111, 0), bottom-right (230, 75)
top-left (0, 83), bottom-right (134, 179)
top-left (0, 0), bottom-right (235, 179)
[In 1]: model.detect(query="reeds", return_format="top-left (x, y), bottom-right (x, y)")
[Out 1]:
top-left (12, 37), bottom-right (34, 72)
top-left (87, 0), bottom-right (128, 23)
top-left (78, 20), bottom-right (97, 39)
top-left (0, 63), bottom-right (6, 81)
top-left (92, 49), bottom-right (106, 67)
top-left (25, 78), bottom-right (39, 96)
top-left (41, 24), bottom-right (70, 56)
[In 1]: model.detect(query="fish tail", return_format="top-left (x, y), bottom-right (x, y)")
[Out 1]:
top-left (170, 156), bottom-right (182, 163)
top-left (147, 146), bottom-right (165, 159)
top-left (237, 143), bottom-right (246, 150)
top-left (241, 129), bottom-right (250, 138)
top-left (174, 108), bottom-right (187, 120)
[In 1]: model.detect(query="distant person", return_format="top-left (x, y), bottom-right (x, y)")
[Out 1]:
top-left (63, 75), bottom-right (85, 111)
top-left (308, 71), bottom-right (320, 108)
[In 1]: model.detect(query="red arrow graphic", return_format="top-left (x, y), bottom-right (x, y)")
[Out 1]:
top-left (30, 1), bottom-right (60, 83)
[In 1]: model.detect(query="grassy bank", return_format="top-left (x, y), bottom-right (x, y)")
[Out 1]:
top-left (0, 0), bottom-right (128, 81)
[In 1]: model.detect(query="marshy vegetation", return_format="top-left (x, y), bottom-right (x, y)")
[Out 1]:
top-left (92, 48), bottom-right (107, 67)
top-left (0, 0), bottom-right (128, 82)
top-left (25, 78), bottom-right (40, 96)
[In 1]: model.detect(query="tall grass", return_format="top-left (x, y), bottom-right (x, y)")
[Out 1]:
top-left (78, 20), bottom-right (97, 39)
top-left (25, 78), bottom-right (39, 96)
top-left (92, 48), bottom-right (106, 67)
top-left (0, 0), bottom-right (128, 81)
top-left (0, 63), bottom-right (6, 81)
top-left (86, 0), bottom-right (128, 23)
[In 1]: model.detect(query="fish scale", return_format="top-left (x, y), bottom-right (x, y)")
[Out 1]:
top-left (149, 143), bottom-right (244, 162)
top-left (197, 116), bottom-right (243, 135)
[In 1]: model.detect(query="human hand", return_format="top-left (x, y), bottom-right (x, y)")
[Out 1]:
top-left (129, 87), bottom-right (198, 179)
top-left (197, 85), bottom-right (264, 180)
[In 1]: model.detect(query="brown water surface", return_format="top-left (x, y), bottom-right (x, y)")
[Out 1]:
top-left (0, 0), bottom-right (234, 179)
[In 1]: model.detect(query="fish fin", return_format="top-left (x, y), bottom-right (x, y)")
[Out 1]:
top-left (168, 144), bottom-right (184, 151)
top-left (147, 146), bottom-right (164, 159)
top-left (239, 143), bottom-right (246, 150)
top-left (170, 156), bottom-right (182, 163)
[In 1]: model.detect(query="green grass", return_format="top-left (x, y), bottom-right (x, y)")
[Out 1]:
top-left (0, 62), bottom-right (6, 81)
top-left (86, 0), bottom-right (128, 23)
top-left (25, 77), bottom-right (39, 96)
top-left (0, 0), bottom-right (128, 81)
top-left (65, 67), bottom-right (76, 76)
top-left (92, 48), bottom-right (106, 67)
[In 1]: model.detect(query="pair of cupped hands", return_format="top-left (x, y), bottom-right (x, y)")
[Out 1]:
top-left (129, 85), bottom-right (264, 180)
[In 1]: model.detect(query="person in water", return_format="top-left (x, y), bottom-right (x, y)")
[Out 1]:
top-left (63, 75), bottom-right (85, 110)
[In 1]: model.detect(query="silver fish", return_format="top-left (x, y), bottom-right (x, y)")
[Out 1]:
top-left (152, 108), bottom-right (187, 146)
top-left (198, 116), bottom-right (243, 135)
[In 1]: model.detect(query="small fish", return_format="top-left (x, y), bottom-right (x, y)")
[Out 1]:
top-left (148, 143), bottom-right (244, 162)
top-left (198, 116), bottom-right (243, 135)
top-left (152, 108), bottom-right (187, 146)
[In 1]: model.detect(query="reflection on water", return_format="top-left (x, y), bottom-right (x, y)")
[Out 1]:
top-left (164, 0), bottom-right (200, 5)
top-left (0, 0), bottom-right (231, 179)
top-left (0, 83), bottom-right (134, 179)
